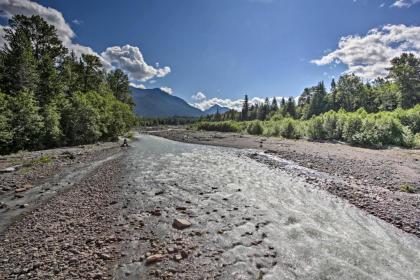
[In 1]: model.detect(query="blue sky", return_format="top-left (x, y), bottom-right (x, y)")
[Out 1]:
top-left (1, 0), bottom-right (419, 109)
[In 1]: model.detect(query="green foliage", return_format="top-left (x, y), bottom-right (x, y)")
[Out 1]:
top-left (192, 121), bottom-right (242, 133)
top-left (8, 91), bottom-right (44, 151)
top-left (388, 53), bottom-right (420, 109)
top-left (0, 15), bottom-right (135, 155)
top-left (280, 119), bottom-right (301, 139)
top-left (247, 121), bottom-right (264, 135)
top-left (195, 106), bottom-right (420, 148)
top-left (306, 117), bottom-right (326, 140)
top-left (0, 93), bottom-right (13, 153)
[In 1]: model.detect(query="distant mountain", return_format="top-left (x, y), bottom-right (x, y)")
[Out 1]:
top-left (131, 87), bottom-right (203, 118)
top-left (203, 104), bottom-right (230, 115)
top-left (131, 87), bottom-right (231, 118)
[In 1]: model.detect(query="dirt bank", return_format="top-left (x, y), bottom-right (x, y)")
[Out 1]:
top-left (149, 128), bottom-right (420, 237)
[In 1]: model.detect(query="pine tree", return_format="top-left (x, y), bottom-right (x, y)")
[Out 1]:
top-left (0, 29), bottom-right (38, 95)
top-left (241, 94), bottom-right (249, 120)
top-left (271, 97), bottom-right (278, 112)
top-left (285, 97), bottom-right (297, 118)
top-left (388, 53), bottom-right (420, 109)
top-left (107, 69), bottom-right (134, 107)
top-left (331, 78), bottom-right (337, 110)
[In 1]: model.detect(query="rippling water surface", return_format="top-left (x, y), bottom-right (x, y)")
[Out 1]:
top-left (124, 135), bottom-right (420, 280)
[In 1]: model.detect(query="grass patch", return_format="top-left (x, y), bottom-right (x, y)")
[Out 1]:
top-left (400, 184), bottom-right (416, 193)
top-left (28, 155), bottom-right (53, 166)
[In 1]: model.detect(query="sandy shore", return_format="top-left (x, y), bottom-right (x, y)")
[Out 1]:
top-left (149, 128), bottom-right (420, 237)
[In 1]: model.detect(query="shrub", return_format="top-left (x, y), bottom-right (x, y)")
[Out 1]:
top-left (306, 117), bottom-right (325, 140)
top-left (247, 121), bottom-right (264, 135)
top-left (193, 121), bottom-right (240, 133)
top-left (279, 118), bottom-right (300, 139)
top-left (322, 111), bottom-right (339, 140)
top-left (342, 114), bottom-right (363, 143)
top-left (394, 105), bottom-right (420, 134)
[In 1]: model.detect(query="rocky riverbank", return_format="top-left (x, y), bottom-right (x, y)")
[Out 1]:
top-left (0, 153), bottom-right (126, 279)
top-left (149, 128), bottom-right (420, 237)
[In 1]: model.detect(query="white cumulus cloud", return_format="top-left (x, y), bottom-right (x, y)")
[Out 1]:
top-left (160, 86), bottom-right (173, 94)
top-left (192, 92), bottom-right (206, 101)
top-left (101, 45), bottom-right (171, 82)
top-left (0, 0), bottom-right (170, 84)
top-left (391, 0), bottom-right (420, 8)
top-left (311, 24), bottom-right (420, 80)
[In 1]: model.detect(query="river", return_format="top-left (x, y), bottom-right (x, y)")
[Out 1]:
top-left (113, 134), bottom-right (420, 280)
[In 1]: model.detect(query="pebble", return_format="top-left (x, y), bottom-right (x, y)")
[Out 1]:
top-left (172, 218), bottom-right (192, 230)
top-left (145, 254), bottom-right (165, 265)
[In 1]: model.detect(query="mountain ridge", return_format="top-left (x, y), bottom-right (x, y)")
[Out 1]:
top-left (130, 87), bottom-right (230, 118)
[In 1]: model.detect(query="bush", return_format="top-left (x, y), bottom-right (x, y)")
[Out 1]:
top-left (322, 111), bottom-right (339, 140)
top-left (247, 121), bottom-right (264, 135)
top-left (279, 118), bottom-right (300, 139)
top-left (306, 117), bottom-right (325, 140)
top-left (190, 106), bottom-right (419, 149)
top-left (342, 114), bottom-right (363, 143)
top-left (192, 121), bottom-right (241, 133)
top-left (394, 105), bottom-right (420, 134)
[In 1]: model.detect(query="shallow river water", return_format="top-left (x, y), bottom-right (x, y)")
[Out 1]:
top-left (116, 135), bottom-right (420, 280)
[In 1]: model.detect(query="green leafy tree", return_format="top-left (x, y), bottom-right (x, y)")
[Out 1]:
top-left (8, 91), bottom-right (44, 151)
top-left (0, 93), bottom-right (13, 153)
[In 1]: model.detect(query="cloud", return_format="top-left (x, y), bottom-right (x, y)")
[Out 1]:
top-left (101, 45), bottom-right (171, 82)
top-left (0, 0), bottom-right (170, 84)
top-left (72, 19), bottom-right (82, 25)
top-left (311, 24), bottom-right (420, 80)
top-left (192, 92), bottom-right (206, 101)
top-left (0, 0), bottom-right (74, 47)
top-left (160, 86), bottom-right (173, 94)
top-left (391, 0), bottom-right (420, 8)
top-left (129, 82), bottom-right (146, 89)
top-left (194, 96), bottom-right (286, 111)
top-left (0, 0), bottom-right (101, 62)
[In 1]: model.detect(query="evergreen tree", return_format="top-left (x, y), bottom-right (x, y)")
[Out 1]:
top-left (107, 69), bottom-right (134, 107)
top-left (0, 29), bottom-right (38, 95)
top-left (388, 53), bottom-right (420, 109)
top-left (331, 78), bottom-right (337, 110)
top-left (81, 54), bottom-right (104, 92)
top-left (271, 97), bottom-right (278, 112)
top-left (241, 94), bottom-right (249, 120)
top-left (336, 74), bottom-right (365, 111)
top-left (285, 97), bottom-right (297, 118)
top-left (305, 82), bottom-right (326, 119)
